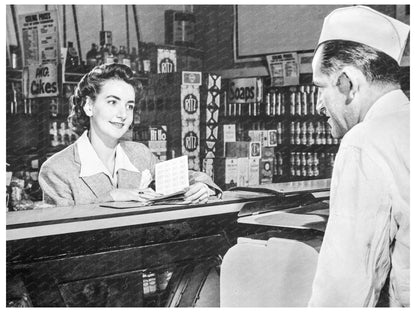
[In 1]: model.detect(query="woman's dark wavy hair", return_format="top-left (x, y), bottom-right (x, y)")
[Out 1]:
top-left (318, 40), bottom-right (401, 86)
top-left (68, 63), bottom-right (140, 135)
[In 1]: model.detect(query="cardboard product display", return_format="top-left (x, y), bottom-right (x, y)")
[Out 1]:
top-left (260, 147), bottom-right (275, 184)
top-left (181, 84), bottom-right (200, 170)
top-left (157, 48), bottom-right (177, 74)
top-left (204, 73), bottom-right (221, 159)
top-left (134, 125), bottom-right (167, 142)
top-left (248, 130), bottom-right (270, 147)
top-left (268, 130), bottom-right (278, 147)
top-left (202, 158), bottom-right (214, 180)
top-left (237, 157), bottom-right (249, 187)
top-left (218, 124), bottom-right (236, 157)
top-left (225, 142), bottom-right (249, 158)
top-left (249, 142), bottom-right (262, 158)
top-left (203, 73), bottom-right (221, 179)
top-left (248, 157), bottom-right (260, 186)
top-left (139, 141), bottom-right (168, 161)
top-left (213, 158), bottom-right (238, 190)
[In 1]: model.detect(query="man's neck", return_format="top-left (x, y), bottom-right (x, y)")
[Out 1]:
top-left (358, 84), bottom-right (400, 122)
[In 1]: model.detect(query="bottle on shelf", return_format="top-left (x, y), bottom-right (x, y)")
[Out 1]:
top-left (50, 121), bottom-right (59, 147)
top-left (100, 43), bottom-right (111, 64)
top-left (289, 122), bottom-right (294, 144)
top-left (130, 47), bottom-right (142, 74)
top-left (141, 43), bottom-right (151, 73)
top-left (276, 92), bottom-right (282, 116)
top-left (289, 88), bottom-right (295, 116)
top-left (265, 93), bottom-right (271, 116)
top-left (119, 46), bottom-right (131, 67)
top-left (300, 86), bottom-right (308, 116)
top-left (86, 43), bottom-right (98, 69)
top-left (9, 45), bottom-right (22, 69)
top-left (295, 88), bottom-right (302, 116)
top-left (111, 45), bottom-right (119, 63)
top-left (65, 41), bottom-right (79, 72)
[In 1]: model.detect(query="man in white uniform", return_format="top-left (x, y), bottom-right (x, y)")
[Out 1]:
top-left (308, 6), bottom-right (409, 307)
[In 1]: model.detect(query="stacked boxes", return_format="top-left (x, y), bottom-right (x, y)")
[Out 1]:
top-left (213, 158), bottom-right (238, 190)
top-left (260, 147), bottom-right (275, 184)
top-left (214, 140), bottom-right (264, 189)
top-left (134, 125), bottom-right (168, 161)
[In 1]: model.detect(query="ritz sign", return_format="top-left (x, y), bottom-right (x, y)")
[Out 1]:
top-left (28, 63), bottom-right (58, 98)
top-left (184, 131), bottom-right (198, 152)
top-left (183, 94), bottom-right (198, 114)
top-left (159, 57), bottom-right (175, 73)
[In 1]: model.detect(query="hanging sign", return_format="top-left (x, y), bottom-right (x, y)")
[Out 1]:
top-left (183, 94), bottom-right (198, 114)
top-left (182, 71), bottom-right (202, 86)
top-left (227, 77), bottom-right (257, 104)
top-left (183, 131), bottom-right (199, 152)
top-left (157, 49), bottom-right (177, 73)
top-left (19, 10), bottom-right (59, 66)
top-left (180, 84), bottom-right (200, 170)
top-left (28, 63), bottom-right (58, 98)
top-left (266, 52), bottom-right (299, 87)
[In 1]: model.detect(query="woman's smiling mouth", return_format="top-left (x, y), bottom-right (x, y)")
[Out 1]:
top-left (109, 121), bottom-right (125, 129)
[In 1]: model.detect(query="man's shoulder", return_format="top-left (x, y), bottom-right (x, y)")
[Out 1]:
top-left (344, 111), bottom-right (408, 146)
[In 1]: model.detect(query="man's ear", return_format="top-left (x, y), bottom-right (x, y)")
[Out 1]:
top-left (336, 66), bottom-right (362, 104)
top-left (83, 97), bottom-right (93, 117)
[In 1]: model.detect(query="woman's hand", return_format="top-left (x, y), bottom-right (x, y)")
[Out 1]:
top-left (184, 182), bottom-right (213, 204)
top-left (110, 188), bottom-right (161, 202)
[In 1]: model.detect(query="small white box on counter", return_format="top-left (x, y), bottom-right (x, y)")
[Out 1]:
top-left (237, 157), bottom-right (249, 187)
top-left (248, 158), bottom-right (260, 186)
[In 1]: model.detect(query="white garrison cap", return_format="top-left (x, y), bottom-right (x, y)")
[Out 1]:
top-left (318, 5), bottom-right (409, 63)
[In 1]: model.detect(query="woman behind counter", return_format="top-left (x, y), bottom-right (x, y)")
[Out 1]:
top-left (39, 63), bottom-right (221, 207)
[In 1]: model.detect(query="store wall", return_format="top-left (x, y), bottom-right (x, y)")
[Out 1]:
top-left (6, 4), bottom-right (185, 60)
top-left (194, 5), bottom-right (409, 78)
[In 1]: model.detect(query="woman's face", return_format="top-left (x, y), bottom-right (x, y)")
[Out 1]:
top-left (88, 79), bottom-right (135, 142)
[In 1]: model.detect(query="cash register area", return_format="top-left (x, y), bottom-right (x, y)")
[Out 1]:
top-left (5, 4), bottom-right (409, 308)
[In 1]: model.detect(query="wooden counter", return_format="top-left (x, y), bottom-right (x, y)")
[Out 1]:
top-left (6, 191), bottom-right (272, 241)
top-left (6, 190), bottom-right (325, 307)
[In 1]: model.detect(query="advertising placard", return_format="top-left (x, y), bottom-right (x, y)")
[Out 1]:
top-left (266, 52), bottom-right (299, 87)
top-left (181, 84), bottom-right (200, 170)
top-left (227, 77), bottom-right (258, 104)
top-left (157, 49), bottom-right (177, 74)
top-left (27, 63), bottom-right (58, 98)
top-left (19, 10), bottom-right (59, 66)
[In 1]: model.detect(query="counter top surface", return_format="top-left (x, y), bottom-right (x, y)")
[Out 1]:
top-left (6, 191), bottom-right (273, 241)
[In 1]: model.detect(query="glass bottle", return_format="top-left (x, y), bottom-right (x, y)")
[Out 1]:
top-left (86, 43), bottom-right (98, 69)
top-left (66, 41), bottom-right (79, 72)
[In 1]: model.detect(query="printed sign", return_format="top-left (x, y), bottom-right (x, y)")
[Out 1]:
top-left (182, 71), bottom-right (202, 85)
top-left (181, 84), bottom-right (200, 170)
top-left (227, 77), bottom-right (258, 104)
top-left (183, 131), bottom-right (199, 152)
top-left (183, 94), bottom-right (198, 114)
top-left (157, 49), bottom-right (177, 74)
top-left (266, 52), bottom-right (299, 86)
top-left (19, 10), bottom-right (59, 66)
top-left (28, 63), bottom-right (58, 98)
top-left (150, 126), bottom-right (167, 141)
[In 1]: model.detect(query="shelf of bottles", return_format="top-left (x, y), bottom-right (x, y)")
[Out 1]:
top-left (66, 38), bottom-right (153, 80)
top-left (221, 83), bottom-right (340, 183)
